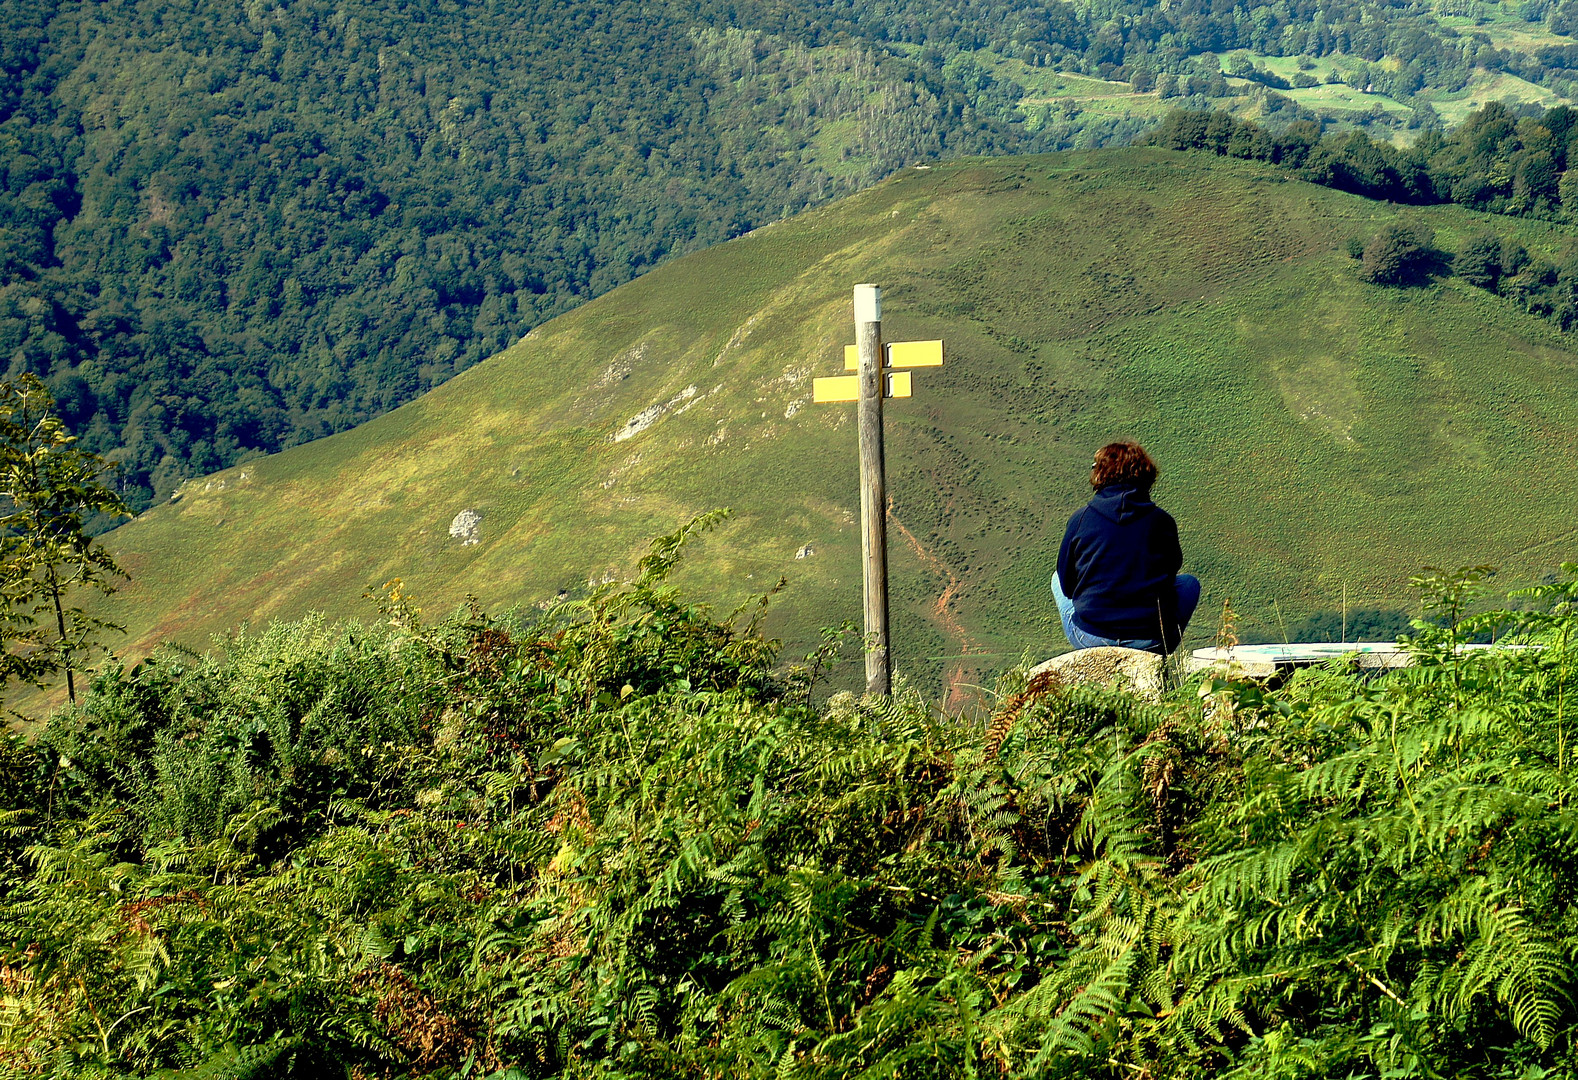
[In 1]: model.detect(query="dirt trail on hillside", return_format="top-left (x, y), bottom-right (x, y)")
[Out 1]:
top-left (888, 504), bottom-right (985, 711)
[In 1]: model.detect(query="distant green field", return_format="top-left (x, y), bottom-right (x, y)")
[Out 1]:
top-left (994, 48), bottom-right (1553, 140)
top-left (1265, 80), bottom-right (1411, 115)
top-left (1432, 0), bottom-right (1577, 53)
top-left (1224, 52), bottom-right (1414, 116)
top-left (1145, 47), bottom-right (1578, 131)
top-left (77, 149), bottom-right (1578, 710)
top-left (978, 46), bottom-right (1568, 139)
top-left (1424, 69), bottom-right (1570, 123)
top-left (1005, 67), bottom-right (1140, 100)
top-left (1217, 51), bottom-right (1573, 124)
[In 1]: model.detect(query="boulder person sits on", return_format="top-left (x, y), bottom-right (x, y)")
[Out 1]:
top-left (1052, 441), bottom-right (1200, 655)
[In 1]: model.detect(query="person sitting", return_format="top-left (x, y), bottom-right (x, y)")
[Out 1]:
top-left (1052, 441), bottom-right (1200, 655)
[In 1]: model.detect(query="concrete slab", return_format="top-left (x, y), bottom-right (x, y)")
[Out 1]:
top-left (1187, 641), bottom-right (1530, 676)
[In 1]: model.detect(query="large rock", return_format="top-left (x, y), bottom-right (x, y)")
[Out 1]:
top-left (1029, 647), bottom-right (1166, 700)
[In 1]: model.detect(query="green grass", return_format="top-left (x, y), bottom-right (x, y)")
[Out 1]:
top-left (1422, 68), bottom-right (1571, 123)
top-left (1273, 80), bottom-right (1412, 115)
top-left (1224, 52), bottom-right (1419, 118)
top-left (1432, 0), bottom-right (1578, 52)
top-left (998, 49), bottom-right (1418, 136)
top-left (76, 148), bottom-right (1578, 707)
top-left (1213, 50), bottom-right (1575, 126)
top-left (999, 65), bottom-right (1140, 100)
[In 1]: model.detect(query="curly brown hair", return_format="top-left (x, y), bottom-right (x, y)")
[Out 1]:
top-left (1090, 441), bottom-right (1158, 490)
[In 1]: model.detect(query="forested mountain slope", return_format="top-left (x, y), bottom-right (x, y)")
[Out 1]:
top-left (0, 0), bottom-right (1040, 511)
top-left (5, 0), bottom-right (1578, 511)
top-left (91, 149), bottom-right (1578, 700)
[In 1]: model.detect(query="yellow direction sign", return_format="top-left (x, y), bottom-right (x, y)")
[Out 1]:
top-left (812, 371), bottom-right (912, 403)
top-left (843, 340), bottom-right (944, 371)
top-left (813, 375), bottom-right (859, 403)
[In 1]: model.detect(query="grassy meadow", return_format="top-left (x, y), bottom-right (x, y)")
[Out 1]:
top-left (1424, 69), bottom-right (1571, 123)
top-left (1431, 0), bottom-right (1578, 54)
top-left (1208, 50), bottom-right (1572, 126)
top-left (78, 148), bottom-right (1578, 706)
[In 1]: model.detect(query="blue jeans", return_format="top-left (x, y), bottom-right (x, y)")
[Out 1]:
top-left (1051, 571), bottom-right (1201, 655)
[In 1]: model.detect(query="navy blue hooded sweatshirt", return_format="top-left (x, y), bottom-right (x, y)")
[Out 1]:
top-left (1056, 483), bottom-right (1183, 646)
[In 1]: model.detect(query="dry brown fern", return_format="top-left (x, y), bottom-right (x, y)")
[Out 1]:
top-left (985, 669), bottom-right (1063, 759)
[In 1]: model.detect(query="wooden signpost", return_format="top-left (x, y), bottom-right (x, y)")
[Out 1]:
top-left (812, 283), bottom-right (944, 695)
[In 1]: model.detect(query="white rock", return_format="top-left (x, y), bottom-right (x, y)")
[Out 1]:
top-left (795, 544), bottom-right (815, 560)
top-left (449, 509), bottom-right (482, 546)
top-left (612, 385), bottom-right (697, 443)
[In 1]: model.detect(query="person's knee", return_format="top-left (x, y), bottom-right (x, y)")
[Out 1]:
top-left (1051, 572), bottom-right (1071, 605)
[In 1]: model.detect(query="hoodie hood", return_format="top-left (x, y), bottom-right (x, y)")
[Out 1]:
top-left (1088, 483), bottom-right (1155, 524)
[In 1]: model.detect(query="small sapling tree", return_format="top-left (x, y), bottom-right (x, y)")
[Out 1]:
top-left (0, 375), bottom-right (130, 703)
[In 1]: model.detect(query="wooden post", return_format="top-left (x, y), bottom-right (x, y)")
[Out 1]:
top-left (811, 290), bottom-right (941, 693)
top-left (854, 283), bottom-right (890, 695)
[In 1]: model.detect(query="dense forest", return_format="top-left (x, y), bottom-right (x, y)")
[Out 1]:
top-left (0, 0), bottom-right (1067, 511)
top-left (3, 0), bottom-right (1577, 509)
top-left (3, 520), bottom-right (1577, 1076)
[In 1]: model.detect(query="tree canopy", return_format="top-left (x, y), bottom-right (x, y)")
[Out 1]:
top-left (1360, 220), bottom-right (1436, 285)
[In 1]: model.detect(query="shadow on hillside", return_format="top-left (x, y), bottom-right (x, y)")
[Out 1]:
top-left (1378, 245), bottom-right (1453, 288)
top-left (1412, 247), bottom-right (1454, 287)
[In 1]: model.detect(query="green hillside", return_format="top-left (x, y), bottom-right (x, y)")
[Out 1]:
top-left (92, 147), bottom-right (1578, 701)
top-left (7, 0), bottom-right (1573, 510)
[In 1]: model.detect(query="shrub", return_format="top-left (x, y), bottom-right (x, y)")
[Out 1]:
top-left (5, 548), bottom-right (1578, 1077)
top-left (1459, 229), bottom-right (1505, 288)
top-left (1504, 236), bottom-right (1532, 276)
top-left (1360, 220), bottom-right (1436, 284)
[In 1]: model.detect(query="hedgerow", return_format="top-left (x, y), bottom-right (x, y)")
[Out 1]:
top-left (3, 522), bottom-right (1577, 1078)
